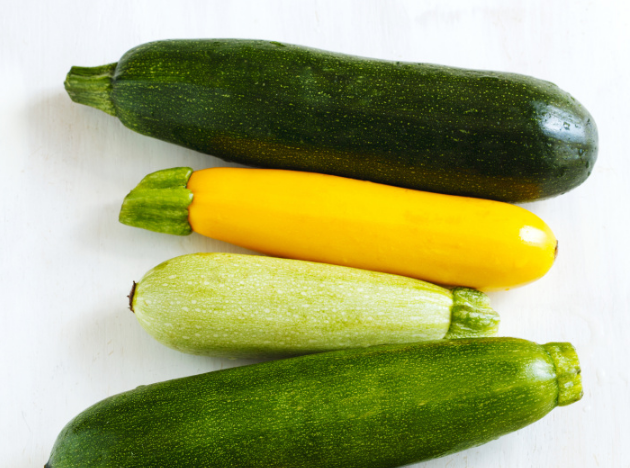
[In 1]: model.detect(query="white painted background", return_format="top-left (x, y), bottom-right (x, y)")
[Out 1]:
top-left (2, 1), bottom-right (629, 466)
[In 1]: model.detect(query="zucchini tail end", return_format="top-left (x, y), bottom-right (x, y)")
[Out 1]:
top-left (128, 281), bottom-right (137, 312)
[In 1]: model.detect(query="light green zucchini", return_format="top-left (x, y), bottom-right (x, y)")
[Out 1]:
top-left (130, 253), bottom-right (499, 358)
top-left (45, 338), bottom-right (582, 468)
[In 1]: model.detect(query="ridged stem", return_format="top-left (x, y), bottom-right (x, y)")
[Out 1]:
top-left (64, 63), bottom-right (118, 116)
top-left (119, 167), bottom-right (194, 236)
top-left (543, 342), bottom-right (583, 406)
top-left (445, 287), bottom-right (500, 339)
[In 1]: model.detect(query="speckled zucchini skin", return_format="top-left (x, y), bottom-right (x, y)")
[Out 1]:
top-left (45, 338), bottom-right (581, 468)
top-left (131, 253), bottom-right (499, 358)
top-left (68, 39), bottom-right (598, 202)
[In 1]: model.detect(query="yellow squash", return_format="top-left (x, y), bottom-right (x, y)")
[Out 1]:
top-left (120, 167), bottom-right (557, 290)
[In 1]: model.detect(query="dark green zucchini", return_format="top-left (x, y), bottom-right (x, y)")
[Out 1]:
top-left (45, 337), bottom-right (582, 468)
top-left (65, 39), bottom-right (597, 202)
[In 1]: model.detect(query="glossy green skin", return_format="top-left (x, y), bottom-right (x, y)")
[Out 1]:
top-left (46, 338), bottom-right (576, 468)
top-left (104, 39), bottom-right (597, 202)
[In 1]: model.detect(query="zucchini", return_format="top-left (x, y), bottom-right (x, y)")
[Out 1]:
top-left (45, 338), bottom-right (582, 468)
top-left (65, 39), bottom-right (597, 202)
top-left (120, 167), bottom-right (557, 291)
top-left (131, 253), bottom-right (499, 358)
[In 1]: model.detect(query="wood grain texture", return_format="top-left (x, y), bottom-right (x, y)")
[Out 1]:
top-left (1, 1), bottom-right (628, 467)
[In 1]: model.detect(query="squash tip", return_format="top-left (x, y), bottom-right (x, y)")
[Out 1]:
top-left (128, 281), bottom-right (137, 312)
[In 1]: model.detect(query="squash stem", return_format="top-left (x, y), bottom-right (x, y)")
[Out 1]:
top-left (119, 167), bottom-right (194, 236)
top-left (543, 342), bottom-right (583, 406)
top-left (64, 63), bottom-right (118, 116)
top-left (445, 287), bottom-right (500, 339)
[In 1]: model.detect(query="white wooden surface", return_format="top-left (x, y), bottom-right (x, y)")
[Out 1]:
top-left (2, 1), bottom-right (629, 466)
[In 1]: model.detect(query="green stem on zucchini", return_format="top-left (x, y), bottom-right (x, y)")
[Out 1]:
top-left (445, 287), bottom-right (500, 339)
top-left (543, 342), bottom-right (583, 406)
top-left (64, 63), bottom-right (118, 116)
top-left (119, 167), bottom-right (194, 236)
